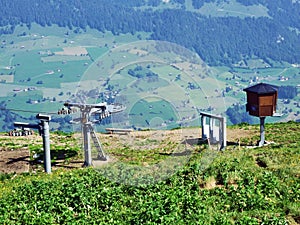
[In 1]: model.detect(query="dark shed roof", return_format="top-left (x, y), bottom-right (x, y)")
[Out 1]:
top-left (243, 83), bottom-right (278, 94)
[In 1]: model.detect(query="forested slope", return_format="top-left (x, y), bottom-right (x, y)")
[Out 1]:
top-left (1, 0), bottom-right (300, 66)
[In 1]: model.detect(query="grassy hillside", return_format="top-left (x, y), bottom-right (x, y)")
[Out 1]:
top-left (0, 122), bottom-right (299, 224)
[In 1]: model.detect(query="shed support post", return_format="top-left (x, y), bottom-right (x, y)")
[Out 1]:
top-left (259, 117), bottom-right (266, 147)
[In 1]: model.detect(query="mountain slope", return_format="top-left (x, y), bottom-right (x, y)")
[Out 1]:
top-left (1, 0), bottom-right (300, 66)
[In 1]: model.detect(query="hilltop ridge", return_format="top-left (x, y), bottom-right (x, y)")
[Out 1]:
top-left (0, 121), bottom-right (299, 223)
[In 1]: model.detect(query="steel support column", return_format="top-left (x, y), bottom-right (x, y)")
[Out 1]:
top-left (83, 123), bottom-right (92, 166)
top-left (259, 117), bottom-right (266, 147)
top-left (40, 120), bottom-right (51, 173)
top-left (14, 114), bottom-right (51, 173)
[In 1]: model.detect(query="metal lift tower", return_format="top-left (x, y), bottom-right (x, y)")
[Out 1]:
top-left (14, 114), bottom-right (52, 173)
top-left (61, 102), bottom-right (125, 166)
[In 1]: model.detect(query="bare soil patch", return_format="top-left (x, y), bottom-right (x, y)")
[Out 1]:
top-left (0, 133), bottom-right (83, 174)
top-left (0, 150), bottom-right (30, 174)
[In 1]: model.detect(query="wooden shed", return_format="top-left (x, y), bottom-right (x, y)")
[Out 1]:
top-left (243, 83), bottom-right (278, 117)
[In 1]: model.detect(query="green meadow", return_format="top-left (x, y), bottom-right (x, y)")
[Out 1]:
top-left (0, 24), bottom-right (300, 132)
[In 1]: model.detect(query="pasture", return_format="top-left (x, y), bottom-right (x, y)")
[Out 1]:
top-left (186, 0), bottom-right (270, 18)
top-left (78, 40), bottom-right (228, 125)
top-left (128, 98), bottom-right (178, 130)
top-left (0, 24), bottom-right (300, 132)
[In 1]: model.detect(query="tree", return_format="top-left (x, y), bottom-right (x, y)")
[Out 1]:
top-left (278, 86), bottom-right (298, 99)
top-left (226, 104), bottom-right (256, 125)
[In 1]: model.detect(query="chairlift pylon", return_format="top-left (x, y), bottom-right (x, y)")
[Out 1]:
top-left (61, 102), bottom-right (125, 166)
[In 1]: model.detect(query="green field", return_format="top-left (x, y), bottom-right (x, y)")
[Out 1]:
top-left (0, 24), bottom-right (300, 132)
top-left (135, 0), bottom-right (269, 19)
top-left (129, 98), bottom-right (179, 129)
top-left (86, 47), bottom-right (109, 61)
top-left (72, 41), bottom-right (227, 130)
top-left (185, 0), bottom-right (269, 18)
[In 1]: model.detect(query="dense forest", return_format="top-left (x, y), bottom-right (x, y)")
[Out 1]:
top-left (1, 0), bottom-right (300, 66)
